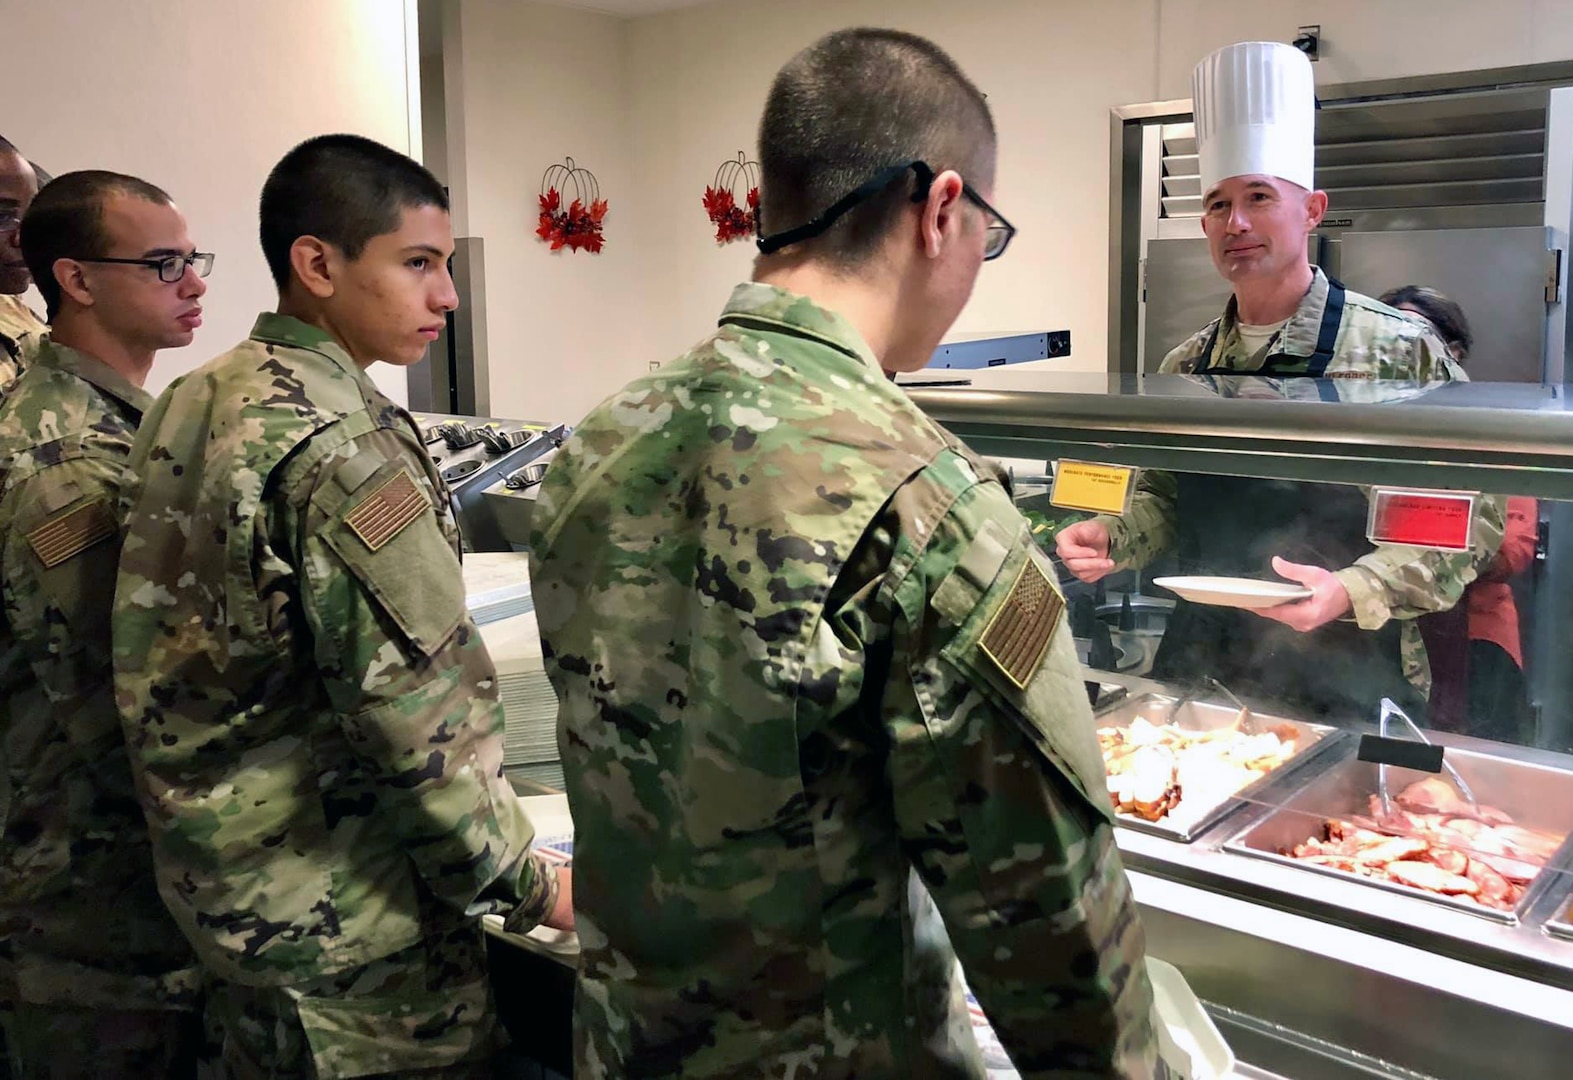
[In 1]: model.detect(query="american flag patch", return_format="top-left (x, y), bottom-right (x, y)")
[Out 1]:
top-left (979, 555), bottom-right (1063, 690)
top-left (345, 470), bottom-right (429, 552)
top-left (27, 501), bottom-right (116, 568)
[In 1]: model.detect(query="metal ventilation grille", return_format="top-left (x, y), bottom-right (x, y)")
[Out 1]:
top-left (1159, 87), bottom-right (1548, 219)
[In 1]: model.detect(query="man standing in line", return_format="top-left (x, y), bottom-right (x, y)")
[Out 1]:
top-left (3, 169), bottom-right (210, 1076)
top-left (114, 135), bottom-right (571, 1078)
top-left (0, 139), bottom-right (45, 385)
top-left (530, 28), bottom-right (1155, 1080)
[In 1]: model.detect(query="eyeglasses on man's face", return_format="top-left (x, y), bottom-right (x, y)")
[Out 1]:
top-left (756, 159), bottom-right (1016, 262)
top-left (73, 251), bottom-right (215, 284)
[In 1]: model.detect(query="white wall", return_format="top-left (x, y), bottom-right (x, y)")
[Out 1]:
top-left (5, 0), bottom-right (419, 403)
top-left (624, 0), bottom-right (1162, 375)
top-left (616, 0), bottom-right (1573, 383)
top-left (416, 0), bottom-right (1573, 419)
top-left (446, 0), bottom-right (642, 425)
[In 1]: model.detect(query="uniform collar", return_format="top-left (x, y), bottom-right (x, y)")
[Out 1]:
top-left (31, 337), bottom-right (154, 417)
top-left (717, 283), bottom-right (883, 373)
top-left (250, 312), bottom-right (369, 383)
top-left (1217, 267), bottom-right (1329, 359)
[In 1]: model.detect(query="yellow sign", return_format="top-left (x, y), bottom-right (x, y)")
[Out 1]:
top-left (1050, 461), bottom-right (1136, 515)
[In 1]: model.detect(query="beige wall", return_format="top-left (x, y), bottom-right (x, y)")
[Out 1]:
top-left (624, 0), bottom-right (1162, 376)
top-left (446, 0), bottom-right (642, 424)
top-left (437, 0), bottom-right (1573, 420)
top-left (5, 0), bottom-right (419, 403)
top-left (621, 0), bottom-right (1573, 381)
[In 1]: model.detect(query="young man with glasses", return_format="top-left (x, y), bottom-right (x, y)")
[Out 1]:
top-left (0, 138), bottom-right (45, 388)
top-left (529, 27), bottom-right (1155, 1079)
top-left (1, 169), bottom-right (210, 1077)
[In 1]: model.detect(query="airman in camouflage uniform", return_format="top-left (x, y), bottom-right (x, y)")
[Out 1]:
top-left (536, 26), bottom-right (1159, 1068)
top-left (3, 171), bottom-right (209, 1077)
top-left (0, 296), bottom-right (43, 387)
top-left (1095, 271), bottom-right (1505, 699)
top-left (113, 136), bottom-right (564, 1079)
top-left (534, 282), bottom-right (1154, 1078)
top-left (0, 340), bottom-right (202, 1077)
top-left (0, 138), bottom-right (43, 388)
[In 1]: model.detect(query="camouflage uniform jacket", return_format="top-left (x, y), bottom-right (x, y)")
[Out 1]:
top-left (113, 313), bottom-right (557, 993)
top-left (1103, 270), bottom-right (1503, 651)
top-left (530, 284), bottom-right (1156, 1079)
top-left (0, 339), bottom-right (198, 1011)
top-left (0, 295), bottom-right (46, 391)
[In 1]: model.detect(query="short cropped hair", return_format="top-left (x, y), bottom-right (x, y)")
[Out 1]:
top-left (1380, 285), bottom-right (1474, 361)
top-left (259, 133), bottom-right (449, 291)
top-left (20, 170), bottom-right (173, 320)
top-left (757, 28), bottom-right (995, 266)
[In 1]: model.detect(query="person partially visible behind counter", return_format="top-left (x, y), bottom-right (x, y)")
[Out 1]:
top-left (1057, 41), bottom-right (1503, 724)
top-left (1382, 285), bottom-right (1537, 743)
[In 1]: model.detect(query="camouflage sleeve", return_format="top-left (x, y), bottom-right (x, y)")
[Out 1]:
top-left (284, 427), bottom-right (558, 929)
top-left (1334, 491), bottom-right (1506, 629)
top-left (0, 452), bottom-right (127, 686)
top-left (1096, 468), bottom-right (1177, 570)
top-left (885, 476), bottom-right (1156, 1077)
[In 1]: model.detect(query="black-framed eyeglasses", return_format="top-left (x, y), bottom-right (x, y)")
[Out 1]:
top-left (0, 209), bottom-right (20, 233)
top-left (74, 251), bottom-right (215, 284)
top-left (756, 160), bottom-right (1016, 261)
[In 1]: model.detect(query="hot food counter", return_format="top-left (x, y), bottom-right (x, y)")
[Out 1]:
top-left (907, 372), bottom-right (1573, 1079)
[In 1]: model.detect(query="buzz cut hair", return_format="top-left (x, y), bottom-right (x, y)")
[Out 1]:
top-left (259, 133), bottom-right (448, 291)
top-left (20, 170), bottom-right (174, 320)
top-left (757, 28), bottom-right (995, 267)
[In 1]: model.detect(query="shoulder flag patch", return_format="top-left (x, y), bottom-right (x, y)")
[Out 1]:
top-left (979, 555), bottom-right (1064, 690)
top-left (345, 469), bottom-right (429, 552)
top-left (28, 501), bottom-right (117, 568)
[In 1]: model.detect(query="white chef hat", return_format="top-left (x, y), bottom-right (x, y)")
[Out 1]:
top-left (1192, 41), bottom-right (1315, 195)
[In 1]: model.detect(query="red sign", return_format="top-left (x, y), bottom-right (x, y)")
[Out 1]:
top-left (1367, 489), bottom-right (1476, 552)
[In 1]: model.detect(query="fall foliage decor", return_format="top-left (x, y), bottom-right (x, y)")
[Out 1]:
top-left (537, 157), bottom-right (607, 254)
top-left (703, 151), bottom-right (761, 245)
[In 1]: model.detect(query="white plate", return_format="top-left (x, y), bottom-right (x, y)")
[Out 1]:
top-left (1152, 576), bottom-right (1312, 610)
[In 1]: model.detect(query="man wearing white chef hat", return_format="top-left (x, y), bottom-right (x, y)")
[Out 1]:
top-left (1058, 41), bottom-right (1502, 722)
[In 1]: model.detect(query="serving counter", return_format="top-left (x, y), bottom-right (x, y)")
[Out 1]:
top-left (904, 371), bottom-right (1573, 1078)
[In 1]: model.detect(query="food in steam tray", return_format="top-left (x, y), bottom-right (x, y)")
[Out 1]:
top-left (1283, 777), bottom-right (1565, 911)
top-left (1098, 714), bottom-right (1303, 824)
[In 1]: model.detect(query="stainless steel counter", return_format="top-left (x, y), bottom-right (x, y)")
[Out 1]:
top-left (1098, 669), bottom-right (1573, 1078)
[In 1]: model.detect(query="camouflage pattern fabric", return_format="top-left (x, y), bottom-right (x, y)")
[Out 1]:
top-left (1157, 270), bottom-right (1466, 382)
top-left (0, 339), bottom-right (202, 1075)
top-left (530, 283), bottom-right (1156, 1079)
top-left (0, 296), bottom-right (45, 392)
top-left (112, 313), bottom-right (558, 1077)
top-left (1098, 271), bottom-right (1505, 696)
top-left (205, 919), bottom-right (498, 1079)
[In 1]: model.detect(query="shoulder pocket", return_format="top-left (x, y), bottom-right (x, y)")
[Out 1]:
top-left (936, 531), bottom-right (1114, 823)
top-left (321, 459), bottom-right (465, 657)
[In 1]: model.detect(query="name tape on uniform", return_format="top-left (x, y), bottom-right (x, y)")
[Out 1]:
top-left (1050, 461), bottom-right (1137, 516)
top-left (1366, 489), bottom-right (1476, 553)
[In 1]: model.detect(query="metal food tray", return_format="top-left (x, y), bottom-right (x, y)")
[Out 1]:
top-left (1543, 876), bottom-right (1573, 942)
top-left (1097, 693), bottom-right (1344, 843)
top-left (1224, 749), bottom-right (1573, 925)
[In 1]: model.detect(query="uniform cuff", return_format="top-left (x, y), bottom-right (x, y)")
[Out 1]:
top-left (501, 851), bottom-right (560, 935)
top-left (1095, 513), bottom-right (1132, 566)
top-left (1335, 566), bottom-right (1390, 630)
